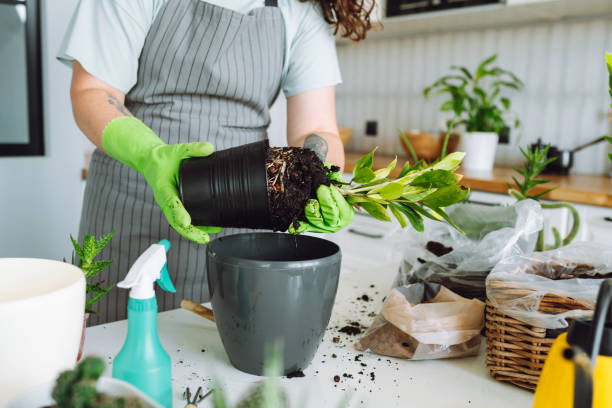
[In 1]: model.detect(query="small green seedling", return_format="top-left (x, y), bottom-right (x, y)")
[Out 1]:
top-left (67, 231), bottom-right (115, 314)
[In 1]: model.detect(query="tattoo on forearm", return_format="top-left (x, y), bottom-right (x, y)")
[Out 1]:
top-left (105, 92), bottom-right (132, 116)
top-left (303, 134), bottom-right (328, 161)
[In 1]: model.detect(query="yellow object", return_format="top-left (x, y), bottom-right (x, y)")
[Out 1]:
top-left (339, 127), bottom-right (353, 146)
top-left (533, 333), bottom-right (612, 408)
top-left (533, 279), bottom-right (612, 408)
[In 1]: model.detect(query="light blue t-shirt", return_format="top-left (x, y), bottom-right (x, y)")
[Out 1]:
top-left (58, 0), bottom-right (342, 97)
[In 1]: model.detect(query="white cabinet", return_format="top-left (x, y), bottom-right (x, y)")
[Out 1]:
top-left (573, 203), bottom-right (612, 243)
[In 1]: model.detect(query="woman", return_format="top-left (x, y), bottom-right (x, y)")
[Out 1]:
top-left (58, 0), bottom-right (373, 324)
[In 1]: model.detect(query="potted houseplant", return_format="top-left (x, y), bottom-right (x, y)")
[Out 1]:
top-left (424, 54), bottom-right (524, 172)
top-left (180, 141), bottom-right (469, 232)
top-left (67, 232), bottom-right (115, 361)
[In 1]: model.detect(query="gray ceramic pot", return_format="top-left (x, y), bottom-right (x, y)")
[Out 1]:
top-left (207, 232), bottom-right (341, 375)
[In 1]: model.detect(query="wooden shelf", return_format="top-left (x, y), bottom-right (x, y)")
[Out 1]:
top-left (344, 151), bottom-right (612, 208)
top-left (337, 0), bottom-right (612, 43)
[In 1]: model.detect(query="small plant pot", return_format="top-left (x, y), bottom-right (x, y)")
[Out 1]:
top-left (459, 131), bottom-right (498, 172)
top-left (179, 140), bottom-right (273, 229)
top-left (206, 232), bottom-right (341, 376)
top-left (76, 313), bottom-right (90, 362)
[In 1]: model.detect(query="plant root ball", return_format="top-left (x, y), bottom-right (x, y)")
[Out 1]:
top-left (266, 147), bottom-right (337, 231)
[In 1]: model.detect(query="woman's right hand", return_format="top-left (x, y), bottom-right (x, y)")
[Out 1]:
top-left (102, 117), bottom-right (222, 244)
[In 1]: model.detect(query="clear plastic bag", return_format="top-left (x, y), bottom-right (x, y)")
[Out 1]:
top-left (486, 242), bottom-right (612, 329)
top-left (354, 283), bottom-right (485, 360)
top-left (394, 200), bottom-right (544, 299)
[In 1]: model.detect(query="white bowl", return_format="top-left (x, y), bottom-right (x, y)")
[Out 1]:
top-left (0, 258), bottom-right (86, 405)
top-left (4, 376), bottom-right (163, 408)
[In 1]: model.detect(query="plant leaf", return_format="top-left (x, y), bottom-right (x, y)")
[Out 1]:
top-left (412, 169), bottom-right (459, 188)
top-left (70, 235), bottom-right (84, 259)
top-left (360, 202), bottom-right (391, 222)
top-left (395, 204), bottom-right (424, 232)
top-left (373, 182), bottom-right (404, 200)
top-left (347, 195), bottom-right (387, 205)
top-left (451, 65), bottom-right (473, 80)
top-left (475, 54), bottom-right (498, 79)
top-left (404, 203), bottom-right (440, 222)
top-left (426, 206), bottom-right (463, 233)
top-left (353, 167), bottom-right (376, 183)
top-left (85, 284), bottom-right (114, 310)
top-left (82, 260), bottom-right (113, 279)
top-left (432, 152), bottom-right (465, 171)
top-left (93, 231), bottom-right (114, 257)
top-left (423, 185), bottom-right (470, 208)
top-left (500, 97), bottom-right (511, 110)
top-left (353, 148), bottom-right (376, 174)
top-left (440, 100), bottom-right (454, 111)
top-left (373, 157), bottom-right (397, 179)
top-left (389, 204), bottom-right (408, 228)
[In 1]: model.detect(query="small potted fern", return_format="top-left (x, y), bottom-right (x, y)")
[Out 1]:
top-left (424, 54), bottom-right (524, 172)
top-left (66, 231), bottom-right (115, 361)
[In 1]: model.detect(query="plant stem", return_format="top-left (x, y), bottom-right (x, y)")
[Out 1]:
top-left (441, 117), bottom-right (458, 159)
top-left (540, 202), bottom-right (580, 247)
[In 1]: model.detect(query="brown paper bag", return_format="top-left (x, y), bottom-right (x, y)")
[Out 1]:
top-left (355, 283), bottom-right (485, 360)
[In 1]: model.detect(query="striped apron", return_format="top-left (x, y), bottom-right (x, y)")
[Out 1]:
top-left (80, 0), bottom-right (285, 325)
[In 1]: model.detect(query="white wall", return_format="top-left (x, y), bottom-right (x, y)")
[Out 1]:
top-left (0, 0), bottom-right (85, 259)
top-left (336, 15), bottom-right (612, 174)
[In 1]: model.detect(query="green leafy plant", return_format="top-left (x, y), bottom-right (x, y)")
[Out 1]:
top-left (606, 52), bottom-right (612, 161)
top-left (424, 54), bottom-right (524, 134)
top-left (52, 356), bottom-right (143, 407)
top-left (338, 149), bottom-right (469, 232)
top-left (508, 145), bottom-right (579, 251)
top-left (68, 232), bottom-right (115, 314)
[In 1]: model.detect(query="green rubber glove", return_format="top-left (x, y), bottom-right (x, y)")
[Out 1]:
top-left (102, 117), bottom-right (222, 244)
top-left (289, 167), bottom-right (354, 234)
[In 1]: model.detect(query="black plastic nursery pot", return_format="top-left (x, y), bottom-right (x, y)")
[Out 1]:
top-left (179, 140), bottom-right (273, 229)
top-left (206, 232), bottom-right (342, 376)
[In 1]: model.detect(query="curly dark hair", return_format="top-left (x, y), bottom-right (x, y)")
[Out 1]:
top-left (302, 0), bottom-right (376, 42)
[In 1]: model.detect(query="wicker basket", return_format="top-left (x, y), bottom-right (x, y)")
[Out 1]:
top-left (485, 287), bottom-right (591, 390)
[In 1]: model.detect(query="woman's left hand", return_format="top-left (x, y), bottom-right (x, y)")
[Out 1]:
top-left (289, 172), bottom-right (354, 234)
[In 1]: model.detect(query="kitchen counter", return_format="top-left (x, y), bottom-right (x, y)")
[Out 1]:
top-left (345, 151), bottom-right (612, 208)
top-left (82, 226), bottom-right (532, 407)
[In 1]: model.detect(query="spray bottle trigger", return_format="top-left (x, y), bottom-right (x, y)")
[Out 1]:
top-left (155, 239), bottom-right (175, 293)
top-left (157, 263), bottom-right (176, 293)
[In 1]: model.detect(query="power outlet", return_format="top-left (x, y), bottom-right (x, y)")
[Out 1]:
top-left (365, 120), bottom-right (378, 137)
top-left (499, 126), bottom-right (510, 144)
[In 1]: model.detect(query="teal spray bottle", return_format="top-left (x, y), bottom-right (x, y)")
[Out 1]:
top-left (112, 239), bottom-right (175, 408)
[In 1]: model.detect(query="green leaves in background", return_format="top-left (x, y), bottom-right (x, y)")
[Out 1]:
top-left (424, 54), bottom-right (523, 134)
top-left (508, 145), bottom-right (556, 201)
top-left (69, 231), bottom-right (115, 314)
top-left (341, 149), bottom-right (468, 233)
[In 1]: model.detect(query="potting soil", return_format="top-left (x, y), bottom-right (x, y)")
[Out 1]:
top-left (266, 147), bottom-right (338, 231)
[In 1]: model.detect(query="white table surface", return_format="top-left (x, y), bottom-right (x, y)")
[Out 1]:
top-left (83, 223), bottom-right (534, 408)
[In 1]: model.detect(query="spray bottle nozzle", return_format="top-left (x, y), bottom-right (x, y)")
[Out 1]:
top-left (118, 239), bottom-right (176, 299)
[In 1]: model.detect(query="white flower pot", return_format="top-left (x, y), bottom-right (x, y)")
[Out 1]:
top-left (459, 131), bottom-right (499, 172)
top-left (0, 258), bottom-right (85, 405)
